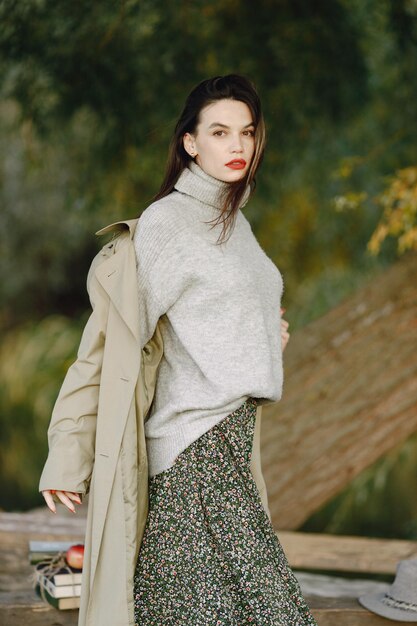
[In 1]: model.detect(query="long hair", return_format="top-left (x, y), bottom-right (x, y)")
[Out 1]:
top-left (153, 74), bottom-right (266, 244)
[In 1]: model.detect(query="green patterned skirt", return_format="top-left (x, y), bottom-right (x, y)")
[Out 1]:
top-left (133, 397), bottom-right (318, 626)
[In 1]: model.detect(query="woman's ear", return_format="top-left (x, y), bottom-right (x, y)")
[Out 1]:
top-left (183, 132), bottom-right (196, 158)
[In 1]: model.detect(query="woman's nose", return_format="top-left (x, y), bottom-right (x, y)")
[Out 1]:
top-left (230, 136), bottom-right (244, 152)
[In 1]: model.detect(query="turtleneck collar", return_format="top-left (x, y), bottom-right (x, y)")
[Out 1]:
top-left (174, 160), bottom-right (251, 210)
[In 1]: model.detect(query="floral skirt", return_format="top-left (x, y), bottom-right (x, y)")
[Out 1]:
top-left (133, 397), bottom-right (317, 626)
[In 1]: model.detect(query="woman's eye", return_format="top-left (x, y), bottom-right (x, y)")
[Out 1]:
top-left (213, 129), bottom-right (255, 137)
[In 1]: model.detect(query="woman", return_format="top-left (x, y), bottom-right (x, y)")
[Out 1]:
top-left (41, 74), bottom-right (317, 625)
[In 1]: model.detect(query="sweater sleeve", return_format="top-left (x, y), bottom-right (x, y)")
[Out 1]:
top-left (133, 207), bottom-right (192, 349)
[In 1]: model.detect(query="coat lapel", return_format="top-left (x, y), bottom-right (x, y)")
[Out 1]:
top-left (94, 219), bottom-right (141, 343)
top-left (95, 218), bottom-right (139, 238)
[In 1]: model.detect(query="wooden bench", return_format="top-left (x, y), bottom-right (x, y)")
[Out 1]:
top-left (1, 509), bottom-right (416, 625)
top-left (279, 530), bottom-right (417, 625)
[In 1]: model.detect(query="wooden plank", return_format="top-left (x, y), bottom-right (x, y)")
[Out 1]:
top-left (278, 530), bottom-right (417, 574)
top-left (2, 594), bottom-right (406, 626)
top-left (259, 252), bottom-right (417, 529)
top-left (0, 505), bottom-right (87, 537)
top-left (0, 591), bottom-right (78, 625)
top-left (295, 571), bottom-right (389, 598)
top-left (298, 572), bottom-right (404, 625)
top-left (2, 593), bottom-right (404, 626)
top-left (308, 597), bottom-right (407, 626)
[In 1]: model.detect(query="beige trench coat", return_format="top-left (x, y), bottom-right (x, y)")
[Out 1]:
top-left (39, 218), bottom-right (271, 626)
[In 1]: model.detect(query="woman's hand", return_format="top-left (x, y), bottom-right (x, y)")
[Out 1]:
top-left (280, 307), bottom-right (290, 352)
top-left (42, 489), bottom-right (82, 514)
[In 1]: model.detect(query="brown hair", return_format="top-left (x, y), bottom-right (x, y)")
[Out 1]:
top-left (153, 74), bottom-right (266, 244)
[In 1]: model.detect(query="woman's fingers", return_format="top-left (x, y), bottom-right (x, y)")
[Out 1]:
top-left (42, 490), bottom-right (82, 514)
top-left (65, 491), bottom-right (82, 505)
top-left (56, 491), bottom-right (77, 513)
top-left (280, 319), bottom-right (290, 332)
top-left (42, 490), bottom-right (57, 514)
top-left (280, 317), bottom-right (290, 352)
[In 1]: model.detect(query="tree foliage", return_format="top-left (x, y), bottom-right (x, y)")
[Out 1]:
top-left (0, 0), bottom-right (366, 144)
top-left (368, 167), bottom-right (417, 255)
top-left (0, 315), bottom-right (84, 510)
top-left (329, 0), bottom-right (417, 261)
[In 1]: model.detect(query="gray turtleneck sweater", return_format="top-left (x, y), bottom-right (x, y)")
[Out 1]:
top-left (134, 161), bottom-right (284, 476)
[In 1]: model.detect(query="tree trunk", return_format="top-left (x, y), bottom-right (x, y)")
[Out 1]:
top-left (260, 252), bottom-right (417, 529)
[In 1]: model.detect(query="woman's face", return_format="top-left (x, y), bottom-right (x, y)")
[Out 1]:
top-left (183, 99), bottom-right (256, 182)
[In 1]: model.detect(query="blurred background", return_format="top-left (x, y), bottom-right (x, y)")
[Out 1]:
top-left (0, 0), bottom-right (416, 538)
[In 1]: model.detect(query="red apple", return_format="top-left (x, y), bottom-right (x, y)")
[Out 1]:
top-left (65, 543), bottom-right (84, 570)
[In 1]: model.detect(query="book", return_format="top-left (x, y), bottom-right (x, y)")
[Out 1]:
top-left (35, 561), bottom-right (82, 586)
top-left (29, 540), bottom-right (84, 565)
top-left (29, 540), bottom-right (79, 552)
top-left (35, 581), bottom-right (80, 610)
top-left (37, 572), bottom-right (81, 598)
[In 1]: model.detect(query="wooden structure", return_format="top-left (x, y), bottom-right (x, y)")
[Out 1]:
top-left (2, 252), bottom-right (417, 624)
top-left (280, 530), bottom-right (417, 575)
top-left (1, 507), bottom-right (417, 625)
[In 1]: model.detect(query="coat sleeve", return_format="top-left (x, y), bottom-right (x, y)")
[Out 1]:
top-left (39, 252), bottom-right (109, 497)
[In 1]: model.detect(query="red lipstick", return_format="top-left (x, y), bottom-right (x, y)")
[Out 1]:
top-left (225, 159), bottom-right (246, 170)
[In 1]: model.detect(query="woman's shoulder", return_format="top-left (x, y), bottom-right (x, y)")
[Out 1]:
top-left (138, 190), bottom-right (188, 224)
top-left (135, 191), bottom-right (191, 249)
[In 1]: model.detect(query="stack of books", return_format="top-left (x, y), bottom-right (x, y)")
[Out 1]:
top-left (29, 540), bottom-right (83, 610)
